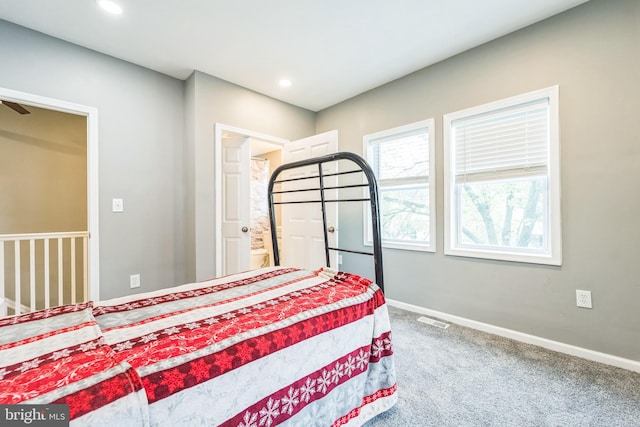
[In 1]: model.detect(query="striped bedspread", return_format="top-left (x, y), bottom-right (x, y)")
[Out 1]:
top-left (0, 303), bottom-right (149, 427)
top-left (93, 267), bottom-right (397, 426)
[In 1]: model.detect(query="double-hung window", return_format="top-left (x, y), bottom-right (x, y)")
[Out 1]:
top-left (364, 119), bottom-right (436, 252)
top-left (443, 86), bottom-right (561, 265)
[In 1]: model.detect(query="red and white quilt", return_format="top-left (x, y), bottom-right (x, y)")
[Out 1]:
top-left (93, 267), bottom-right (397, 426)
top-left (0, 302), bottom-right (149, 427)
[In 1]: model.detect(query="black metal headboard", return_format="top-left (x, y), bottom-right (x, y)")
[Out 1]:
top-left (267, 152), bottom-right (384, 292)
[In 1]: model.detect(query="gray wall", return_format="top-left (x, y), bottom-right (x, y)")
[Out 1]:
top-left (183, 71), bottom-right (315, 282)
top-left (0, 20), bottom-right (316, 298)
top-left (316, 0), bottom-right (640, 361)
top-left (0, 20), bottom-right (185, 300)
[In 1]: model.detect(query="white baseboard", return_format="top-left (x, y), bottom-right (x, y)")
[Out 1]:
top-left (386, 298), bottom-right (640, 374)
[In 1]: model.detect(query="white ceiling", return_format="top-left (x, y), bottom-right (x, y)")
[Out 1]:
top-left (0, 0), bottom-right (589, 111)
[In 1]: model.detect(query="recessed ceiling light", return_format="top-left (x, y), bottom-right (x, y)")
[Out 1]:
top-left (279, 79), bottom-right (292, 88)
top-left (97, 0), bottom-right (123, 15)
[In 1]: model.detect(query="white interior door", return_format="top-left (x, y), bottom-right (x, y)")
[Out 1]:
top-left (221, 137), bottom-right (251, 275)
top-left (281, 130), bottom-right (338, 270)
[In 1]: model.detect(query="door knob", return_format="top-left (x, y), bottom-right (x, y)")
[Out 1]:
top-left (327, 226), bottom-right (335, 233)
top-left (241, 226), bottom-right (249, 233)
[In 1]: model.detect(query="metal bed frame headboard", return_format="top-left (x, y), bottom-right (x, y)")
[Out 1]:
top-left (267, 151), bottom-right (384, 292)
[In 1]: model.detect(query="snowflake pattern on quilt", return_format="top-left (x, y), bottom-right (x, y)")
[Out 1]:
top-left (91, 267), bottom-right (396, 427)
top-left (230, 333), bottom-right (392, 427)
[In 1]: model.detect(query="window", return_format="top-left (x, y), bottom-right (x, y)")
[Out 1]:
top-left (443, 86), bottom-right (561, 265)
top-left (364, 119), bottom-right (435, 252)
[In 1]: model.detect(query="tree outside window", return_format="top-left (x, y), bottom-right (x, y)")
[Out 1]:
top-left (444, 86), bottom-right (561, 265)
top-left (364, 119), bottom-right (435, 252)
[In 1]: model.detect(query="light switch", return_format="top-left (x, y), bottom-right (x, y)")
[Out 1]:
top-left (112, 198), bottom-right (124, 212)
top-left (130, 274), bottom-right (140, 289)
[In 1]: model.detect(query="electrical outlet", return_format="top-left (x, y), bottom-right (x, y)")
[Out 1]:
top-left (130, 274), bottom-right (140, 289)
top-left (576, 289), bottom-right (592, 309)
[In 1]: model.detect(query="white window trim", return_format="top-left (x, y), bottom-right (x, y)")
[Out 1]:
top-left (443, 86), bottom-right (562, 265)
top-left (363, 119), bottom-right (436, 252)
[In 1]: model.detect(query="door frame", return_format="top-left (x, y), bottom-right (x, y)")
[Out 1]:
top-left (0, 87), bottom-right (100, 300)
top-left (213, 123), bottom-right (287, 276)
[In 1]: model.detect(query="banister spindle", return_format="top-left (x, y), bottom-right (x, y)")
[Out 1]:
top-left (14, 240), bottom-right (21, 315)
top-left (70, 237), bottom-right (76, 304)
top-left (83, 236), bottom-right (88, 301)
top-left (44, 238), bottom-right (50, 309)
top-left (58, 238), bottom-right (63, 306)
top-left (29, 239), bottom-right (35, 312)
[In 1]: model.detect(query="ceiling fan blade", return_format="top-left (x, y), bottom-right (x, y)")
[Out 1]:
top-left (2, 101), bottom-right (31, 114)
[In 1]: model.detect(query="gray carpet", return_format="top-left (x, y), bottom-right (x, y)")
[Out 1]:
top-left (364, 306), bottom-right (640, 427)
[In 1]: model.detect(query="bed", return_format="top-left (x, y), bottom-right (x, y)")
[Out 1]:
top-left (0, 152), bottom-right (397, 426)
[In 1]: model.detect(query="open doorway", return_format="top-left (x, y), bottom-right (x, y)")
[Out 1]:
top-left (248, 138), bottom-right (283, 270)
top-left (0, 87), bottom-right (99, 315)
top-left (215, 124), bottom-right (340, 276)
top-left (214, 124), bottom-right (285, 276)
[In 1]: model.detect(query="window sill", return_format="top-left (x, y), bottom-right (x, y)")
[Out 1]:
top-left (445, 247), bottom-right (561, 266)
top-left (365, 240), bottom-right (435, 253)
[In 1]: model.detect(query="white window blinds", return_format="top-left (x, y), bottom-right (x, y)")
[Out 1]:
top-left (369, 127), bottom-right (429, 183)
top-left (364, 119), bottom-right (436, 252)
top-left (452, 98), bottom-right (550, 183)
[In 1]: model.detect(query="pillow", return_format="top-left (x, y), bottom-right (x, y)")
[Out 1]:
top-left (0, 303), bottom-right (149, 426)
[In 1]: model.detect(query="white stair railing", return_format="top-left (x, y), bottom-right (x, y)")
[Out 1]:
top-left (0, 231), bottom-right (89, 316)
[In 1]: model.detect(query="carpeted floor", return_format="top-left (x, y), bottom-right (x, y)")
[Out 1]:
top-left (364, 306), bottom-right (640, 427)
